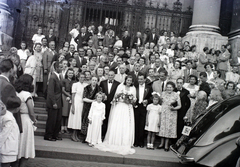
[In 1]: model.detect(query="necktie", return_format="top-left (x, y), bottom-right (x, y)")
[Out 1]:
top-left (162, 81), bottom-right (164, 91)
top-left (109, 80), bottom-right (113, 83)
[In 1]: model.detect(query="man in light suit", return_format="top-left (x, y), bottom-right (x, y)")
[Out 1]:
top-left (44, 62), bottom-right (63, 141)
top-left (103, 29), bottom-right (115, 48)
top-left (42, 41), bottom-right (57, 96)
top-left (218, 45), bottom-right (230, 80)
top-left (139, 57), bottom-right (148, 75)
top-left (109, 53), bottom-right (118, 71)
top-left (152, 68), bottom-right (168, 95)
top-left (114, 64), bottom-right (127, 83)
top-left (100, 71), bottom-right (120, 138)
top-left (134, 73), bottom-right (152, 147)
top-left (74, 48), bottom-right (87, 68)
top-left (126, 56), bottom-right (135, 72)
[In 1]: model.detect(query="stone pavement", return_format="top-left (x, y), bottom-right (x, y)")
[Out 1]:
top-left (34, 136), bottom-right (188, 167)
top-left (26, 157), bottom-right (148, 167)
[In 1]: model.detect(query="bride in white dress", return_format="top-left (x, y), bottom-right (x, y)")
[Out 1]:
top-left (95, 75), bottom-right (136, 155)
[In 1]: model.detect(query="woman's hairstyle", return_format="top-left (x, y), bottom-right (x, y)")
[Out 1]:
top-left (209, 48), bottom-right (215, 55)
top-left (190, 45), bottom-right (196, 51)
top-left (15, 74), bottom-right (34, 93)
top-left (197, 90), bottom-right (208, 101)
top-left (34, 43), bottom-right (42, 50)
top-left (20, 41), bottom-right (28, 49)
top-left (174, 60), bottom-right (182, 69)
top-left (166, 81), bottom-right (176, 89)
top-left (204, 63), bottom-right (213, 69)
top-left (123, 75), bottom-right (134, 86)
top-left (65, 68), bottom-right (75, 80)
top-left (95, 92), bottom-right (104, 101)
top-left (189, 75), bottom-right (198, 85)
top-left (152, 93), bottom-right (162, 105)
top-left (210, 89), bottom-right (223, 101)
top-left (226, 81), bottom-right (236, 90)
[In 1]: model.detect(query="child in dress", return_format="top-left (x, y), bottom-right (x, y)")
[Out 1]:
top-left (0, 100), bottom-right (20, 167)
top-left (145, 93), bottom-right (162, 149)
top-left (86, 93), bottom-right (105, 146)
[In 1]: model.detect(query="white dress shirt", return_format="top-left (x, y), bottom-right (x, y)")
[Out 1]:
top-left (108, 80), bottom-right (113, 94)
top-left (139, 84), bottom-right (145, 103)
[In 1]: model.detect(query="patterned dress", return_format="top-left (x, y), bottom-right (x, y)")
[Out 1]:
top-left (159, 91), bottom-right (180, 138)
top-left (81, 84), bottom-right (102, 135)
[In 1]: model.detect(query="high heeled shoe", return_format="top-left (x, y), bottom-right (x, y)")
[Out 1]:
top-left (164, 147), bottom-right (169, 152)
top-left (157, 145), bottom-right (164, 149)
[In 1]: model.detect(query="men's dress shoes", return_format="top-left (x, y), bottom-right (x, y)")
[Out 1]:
top-left (55, 137), bottom-right (62, 140)
top-left (44, 137), bottom-right (56, 141)
top-left (139, 145), bottom-right (144, 148)
top-left (133, 144), bottom-right (138, 147)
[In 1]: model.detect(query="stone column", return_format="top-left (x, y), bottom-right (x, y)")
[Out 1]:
top-left (183, 0), bottom-right (228, 52)
top-left (228, 0), bottom-right (240, 62)
top-left (0, 0), bottom-right (14, 53)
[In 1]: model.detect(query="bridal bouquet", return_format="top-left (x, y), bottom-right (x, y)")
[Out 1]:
top-left (111, 91), bottom-right (137, 105)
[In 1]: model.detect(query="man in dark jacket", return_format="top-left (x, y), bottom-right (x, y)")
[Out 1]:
top-left (44, 61), bottom-right (63, 141)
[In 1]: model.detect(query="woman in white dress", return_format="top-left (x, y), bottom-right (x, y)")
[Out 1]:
top-left (68, 73), bottom-right (87, 141)
top-left (32, 27), bottom-right (45, 45)
top-left (24, 43), bottom-right (43, 97)
top-left (69, 23), bottom-right (80, 50)
top-left (95, 75), bottom-right (136, 155)
top-left (17, 41), bottom-right (30, 71)
top-left (15, 74), bottom-right (36, 166)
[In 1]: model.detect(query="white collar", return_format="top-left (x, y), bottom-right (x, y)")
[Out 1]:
top-left (54, 71), bottom-right (60, 80)
top-left (0, 74), bottom-right (10, 82)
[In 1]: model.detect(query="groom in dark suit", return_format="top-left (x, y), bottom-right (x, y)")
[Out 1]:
top-left (174, 78), bottom-right (190, 141)
top-left (44, 62), bottom-right (63, 141)
top-left (100, 70), bottom-right (120, 138)
top-left (134, 73), bottom-right (152, 147)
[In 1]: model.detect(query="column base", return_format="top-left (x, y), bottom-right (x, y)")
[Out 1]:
top-left (228, 33), bottom-right (240, 64)
top-left (183, 31), bottom-right (228, 52)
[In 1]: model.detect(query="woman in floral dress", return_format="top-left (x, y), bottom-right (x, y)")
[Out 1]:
top-left (158, 81), bottom-right (181, 151)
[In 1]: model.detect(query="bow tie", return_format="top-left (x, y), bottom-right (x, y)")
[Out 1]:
top-left (109, 80), bottom-right (113, 83)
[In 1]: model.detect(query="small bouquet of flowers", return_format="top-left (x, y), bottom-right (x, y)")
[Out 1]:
top-left (111, 91), bottom-right (137, 105)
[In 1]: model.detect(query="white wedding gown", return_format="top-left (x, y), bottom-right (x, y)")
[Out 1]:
top-left (95, 84), bottom-right (136, 155)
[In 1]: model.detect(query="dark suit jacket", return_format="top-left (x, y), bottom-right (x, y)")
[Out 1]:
top-left (74, 55), bottom-right (87, 69)
top-left (109, 61), bottom-right (118, 71)
top-left (75, 32), bottom-right (90, 49)
top-left (103, 35), bottom-right (115, 47)
top-left (122, 36), bottom-right (131, 50)
top-left (174, 88), bottom-right (191, 113)
top-left (46, 73), bottom-right (62, 109)
top-left (128, 71), bottom-right (139, 87)
top-left (145, 33), bottom-right (159, 45)
top-left (46, 35), bottom-right (57, 44)
top-left (136, 84), bottom-right (153, 105)
top-left (65, 53), bottom-right (74, 61)
top-left (132, 37), bottom-right (143, 49)
top-left (0, 76), bottom-right (22, 132)
top-left (174, 87), bottom-right (190, 138)
top-left (99, 80), bottom-right (120, 103)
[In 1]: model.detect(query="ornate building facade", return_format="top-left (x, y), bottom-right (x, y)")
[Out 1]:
top-left (0, 0), bottom-right (240, 59)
